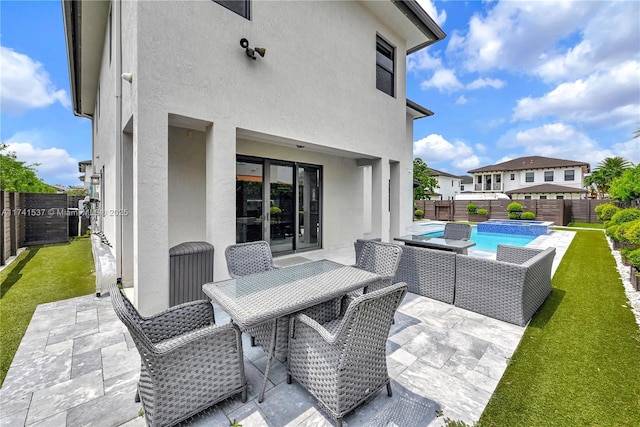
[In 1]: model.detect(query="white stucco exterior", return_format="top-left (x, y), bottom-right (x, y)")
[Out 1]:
top-left (63, 0), bottom-right (444, 314)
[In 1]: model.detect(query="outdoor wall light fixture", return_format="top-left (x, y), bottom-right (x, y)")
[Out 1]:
top-left (121, 72), bottom-right (133, 83)
top-left (90, 174), bottom-right (101, 186)
top-left (240, 38), bottom-right (266, 60)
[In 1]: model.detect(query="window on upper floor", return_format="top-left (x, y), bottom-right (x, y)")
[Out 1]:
top-left (510, 173), bottom-right (515, 181)
top-left (524, 195), bottom-right (532, 200)
top-left (544, 171), bottom-right (554, 182)
top-left (213, 0), bottom-right (250, 19)
top-left (376, 36), bottom-right (395, 97)
top-left (540, 195), bottom-right (547, 199)
top-left (525, 172), bottom-right (534, 183)
top-left (564, 170), bottom-right (575, 181)
top-left (557, 195), bottom-right (564, 199)
top-left (477, 176), bottom-right (482, 183)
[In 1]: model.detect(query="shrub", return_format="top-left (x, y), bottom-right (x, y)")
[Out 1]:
top-left (270, 206), bottom-right (282, 219)
top-left (609, 208), bottom-right (640, 226)
top-left (508, 213), bottom-right (520, 220)
top-left (521, 211), bottom-right (536, 220)
top-left (626, 248), bottom-right (640, 269)
top-left (467, 203), bottom-right (478, 214)
top-left (414, 209), bottom-right (424, 219)
top-left (624, 220), bottom-right (640, 246)
top-left (614, 221), bottom-right (634, 243)
top-left (605, 224), bottom-right (620, 239)
top-left (477, 208), bottom-right (488, 216)
top-left (595, 203), bottom-right (619, 224)
top-left (507, 202), bottom-right (523, 213)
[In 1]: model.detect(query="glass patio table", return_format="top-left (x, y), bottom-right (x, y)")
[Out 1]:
top-left (394, 234), bottom-right (476, 254)
top-left (202, 259), bottom-right (381, 402)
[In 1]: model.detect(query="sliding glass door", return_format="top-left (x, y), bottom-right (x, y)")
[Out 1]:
top-left (236, 157), bottom-right (321, 254)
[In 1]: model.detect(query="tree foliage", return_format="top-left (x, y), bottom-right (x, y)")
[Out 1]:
top-left (413, 158), bottom-right (438, 200)
top-left (0, 144), bottom-right (55, 193)
top-left (585, 156), bottom-right (633, 199)
top-left (609, 165), bottom-right (640, 202)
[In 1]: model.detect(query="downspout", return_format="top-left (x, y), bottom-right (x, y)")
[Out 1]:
top-left (114, 0), bottom-right (123, 281)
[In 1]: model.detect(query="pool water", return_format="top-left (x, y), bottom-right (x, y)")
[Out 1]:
top-left (423, 227), bottom-right (536, 252)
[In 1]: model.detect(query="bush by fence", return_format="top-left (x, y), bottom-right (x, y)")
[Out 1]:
top-left (414, 199), bottom-right (624, 225)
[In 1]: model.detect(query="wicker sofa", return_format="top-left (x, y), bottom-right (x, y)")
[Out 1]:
top-left (454, 245), bottom-right (556, 326)
top-left (393, 244), bottom-right (457, 304)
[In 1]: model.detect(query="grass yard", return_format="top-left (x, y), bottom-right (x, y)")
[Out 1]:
top-left (480, 230), bottom-right (640, 426)
top-left (0, 237), bottom-right (95, 387)
top-left (566, 222), bottom-right (606, 229)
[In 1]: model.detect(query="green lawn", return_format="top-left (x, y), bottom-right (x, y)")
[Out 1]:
top-left (480, 230), bottom-right (640, 426)
top-left (566, 222), bottom-right (606, 229)
top-left (0, 237), bottom-right (95, 387)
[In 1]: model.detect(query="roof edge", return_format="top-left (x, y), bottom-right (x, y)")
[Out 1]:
top-left (393, 0), bottom-right (447, 53)
top-left (406, 99), bottom-right (434, 119)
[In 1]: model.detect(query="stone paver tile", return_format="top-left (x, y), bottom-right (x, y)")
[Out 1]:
top-left (11, 332), bottom-right (49, 360)
top-left (44, 338), bottom-right (74, 355)
top-left (101, 341), bottom-right (140, 381)
top-left (0, 390), bottom-right (31, 418)
top-left (26, 307), bottom-right (76, 334)
top-left (251, 355), bottom-right (288, 386)
top-left (345, 381), bottom-right (440, 427)
top-left (396, 359), bottom-right (491, 423)
top-left (406, 298), bottom-right (456, 320)
top-left (220, 360), bottom-right (274, 413)
top-left (27, 410), bottom-right (67, 426)
top-left (0, 408), bottom-right (27, 427)
top-left (71, 349), bottom-right (102, 379)
top-left (73, 329), bottom-right (125, 356)
top-left (452, 317), bottom-right (523, 351)
top-left (76, 308), bottom-right (98, 323)
top-left (474, 345), bottom-right (512, 380)
top-left (66, 371), bottom-right (140, 427)
top-left (26, 370), bottom-right (103, 425)
top-left (249, 381), bottom-right (319, 426)
top-left (225, 400), bottom-right (274, 427)
top-left (436, 329), bottom-right (491, 359)
top-left (47, 320), bottom-right (99, 346)
top-left (104, 369), bottom-right (139, 395)
top-left (2, 348), bottom-right (72, 396)
top-left (116, 415), bottom-right (146, 427)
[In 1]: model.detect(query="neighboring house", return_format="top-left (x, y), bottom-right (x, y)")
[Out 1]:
top-left (78, 160), bottom-right (92, 190)
top-left (459, 175), bottom-right (473, 193)
top-left (468, 156), bottom-right (590, 200)
top-left (426, 168), bottom-right (462, 200)
top-left (62, 0), bottom-right (445, 314)
top-left (48, 184), bottom-right (68, 194)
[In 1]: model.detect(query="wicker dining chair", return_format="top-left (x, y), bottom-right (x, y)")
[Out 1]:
top-left (109, 284), bottom-right (246, 427)
top-left (225, 241), bottom-right (290, 359)
top-left (225, 240), bottom-right (278, 278)
top-left (443, 223), bottom-right (472, 241)
top-left (287, 282), bottom-right (408, 427)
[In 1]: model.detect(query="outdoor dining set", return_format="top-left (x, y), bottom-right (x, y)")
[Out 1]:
top-left (110, 223), bottom-right (555, 427)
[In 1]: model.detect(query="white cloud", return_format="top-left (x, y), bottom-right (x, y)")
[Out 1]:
top-left (467, 77), bottom-right (505, 90)
top-left (455, 95), bottom-right (468, 105)
top-left (500, 122), bottom-right (614, 167)
top-left (612, 138), bottom-right (640, 165)
top-left (414, 134), bottom-right (480, 172)
top-left (445, 0), bottom-right (640, 92)
top-left (512, 61), bottom-right (640, 127)
top-left (0, 46), bottom-right (71, 114)
top-left (416, 0), bottom-right (447, 26)
top-left (419, 68), bottom-right (464, 93)
top-left (4, 140), bottom-right (79, 186)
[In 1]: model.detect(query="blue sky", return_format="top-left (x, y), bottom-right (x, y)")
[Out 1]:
top-left (1, 0), bottom-right (639, 186)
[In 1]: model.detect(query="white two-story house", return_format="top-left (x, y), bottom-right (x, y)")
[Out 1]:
top-left (62, 0), bottom-right (445, 314)
top-left (426, 168), bottom-right (462, 200)
top-left (468, 156), bottom-right (590, 200)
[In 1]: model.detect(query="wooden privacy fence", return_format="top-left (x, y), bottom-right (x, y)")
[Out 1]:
top-left (1, 191), bottom-right (89, 265)
top-left (414, 199), bottom-right (620, 226)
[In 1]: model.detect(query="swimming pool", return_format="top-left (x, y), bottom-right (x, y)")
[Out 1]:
top-left (477, 219), bottom-right (553, 236)
top-left (423, 227), bottom-right (537, 252)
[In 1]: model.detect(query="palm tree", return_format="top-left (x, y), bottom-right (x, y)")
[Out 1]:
top-left (586, 156), bottom-right (633, 198)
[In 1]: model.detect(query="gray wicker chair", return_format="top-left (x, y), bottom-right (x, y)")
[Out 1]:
top-left (225, 241), bottom-right (289, 359)
top-left (342, 241), bottom-right (403, 313)
top-left (225, 240), bottom-right (278, 278)
top-left (109, 284), bottom-right (247, 427)
top-left (443, 223), bottom-right (472, 240)
top-left (287, 282), bottom-right (408, 427)
top-left (454, 245), bottom-right (556, 326)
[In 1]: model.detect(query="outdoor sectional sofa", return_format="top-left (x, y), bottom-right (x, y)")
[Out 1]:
top-left (388, 243), bottom-right (556, 326)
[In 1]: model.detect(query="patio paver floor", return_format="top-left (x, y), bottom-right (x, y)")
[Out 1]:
top-left (0, 228), bottom-right (575, 427)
